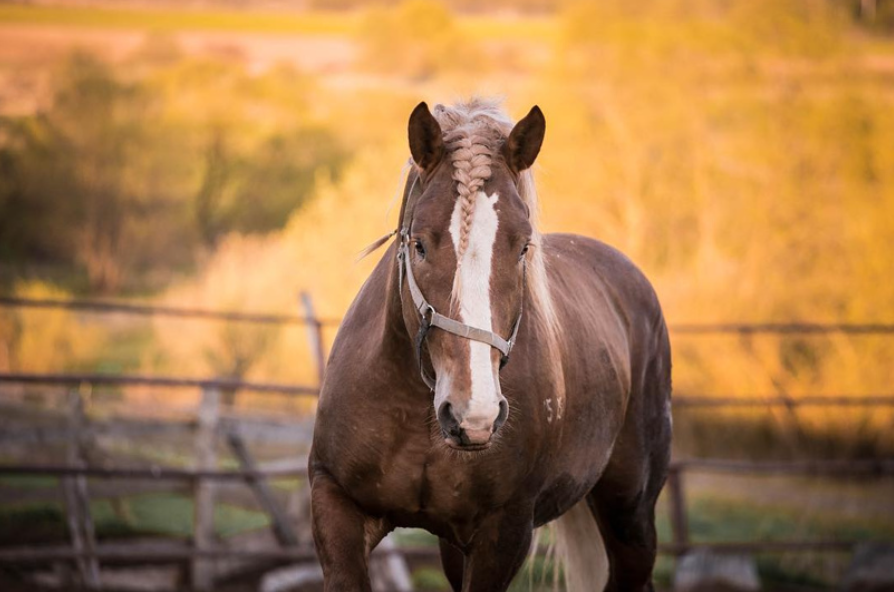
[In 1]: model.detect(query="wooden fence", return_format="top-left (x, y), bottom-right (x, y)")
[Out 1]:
top-left (1, 296), bottom-right (894, 590)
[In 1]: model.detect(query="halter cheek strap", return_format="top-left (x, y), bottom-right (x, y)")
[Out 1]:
top-left (398, 228), bottom-right (523, 391)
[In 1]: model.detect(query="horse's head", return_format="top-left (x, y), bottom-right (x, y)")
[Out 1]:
top-left (400, 101), bottom-right (545, 451)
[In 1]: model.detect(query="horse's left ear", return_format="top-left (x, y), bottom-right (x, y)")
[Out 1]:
top-left (503, 106), bottom-right (546, 173)
top-left (408, 102), bottom-right (445, 174)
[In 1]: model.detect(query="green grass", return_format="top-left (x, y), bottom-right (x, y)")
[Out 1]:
top-left (97, 493), bottom-right (270, 538)
top-left (0, 474), bottom-right (58, 489)
top-left (0, 493), bottom-right (269, 544)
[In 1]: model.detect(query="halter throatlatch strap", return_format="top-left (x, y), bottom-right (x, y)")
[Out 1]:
top-left (398, 229), bottom-right (523, 391)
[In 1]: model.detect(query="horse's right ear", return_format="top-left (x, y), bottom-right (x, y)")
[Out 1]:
top-left (408, 102), bottom-right (444, 174)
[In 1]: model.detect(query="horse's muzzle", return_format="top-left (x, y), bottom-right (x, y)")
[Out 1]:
top-left (437, 399), bottom-right (509, 450)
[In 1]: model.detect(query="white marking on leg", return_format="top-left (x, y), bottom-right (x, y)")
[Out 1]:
top-left (449, 191), bottom-right (501, 427)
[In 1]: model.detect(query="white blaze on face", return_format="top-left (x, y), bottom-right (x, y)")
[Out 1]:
top-left (448, 191), bottom-right (502, 427)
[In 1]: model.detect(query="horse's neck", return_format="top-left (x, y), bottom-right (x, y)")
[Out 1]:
top-left (384, 165), bottom-right (419, 341)
top-left (376, 168), bottom-right (427, 382)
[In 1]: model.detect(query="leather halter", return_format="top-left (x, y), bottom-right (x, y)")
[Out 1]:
top-left (398, 227), bottom-right (524, 391)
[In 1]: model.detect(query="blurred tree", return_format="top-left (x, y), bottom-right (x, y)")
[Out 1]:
top-left (194, 126), bottom-right (231, 247)
top-left (227, 127), bottom-right (345, 235)
top-left (0, 49), bottom-right (348, 294)
top-left (0, 52), bottom-right (153, 292)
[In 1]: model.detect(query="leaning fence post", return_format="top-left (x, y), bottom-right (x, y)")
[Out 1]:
top-left (226, 431), bottom-right (299, 547)
top-left (667, 464), bottom-right (690, 556)
top-left (62, 384), bottom-right (101, 588)
top-left (192, 386), bottom-right (220, 591)
top-left (300, 292), bottom-right (326, 389)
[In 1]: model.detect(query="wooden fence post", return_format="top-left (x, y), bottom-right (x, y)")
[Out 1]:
top-left (226, 431), bottom-right (298, 547)
top-left (62, 385), bottom-right (101, 588)
top-left (370, 532), bottom-right (413, 592)
top-left (300, 292), bottom-right (326, 388)
top-left (666, 465), bottom-right (689, 556)
top-left (192, 386), bottom-right (220, 591)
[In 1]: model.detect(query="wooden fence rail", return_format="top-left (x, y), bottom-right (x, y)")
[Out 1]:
top-left (0, 464), bottom-right (308, 479)
top-left (673, 395), bottom-right (894, 407)
top-left (5, 372), bottom-right (894, 409)
top-left (3, 458), bottom-right (893, 481)
top-left (0, 295), bottom-right (341, 327)
top-left (669, 322), bottom-right (894, 334)
top-left (0, 372), bottom-right (318, 395)
top-left (5, 295), bottom-right (894, 334)
top-left (0, 539), bottom-right (869, 564)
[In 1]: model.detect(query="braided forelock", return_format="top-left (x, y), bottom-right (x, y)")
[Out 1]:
top-left (432, 100), bottom-right (513, 308)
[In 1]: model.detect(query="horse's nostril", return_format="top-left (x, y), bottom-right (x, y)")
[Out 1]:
top-left (494, 399), bottom-right (509, 433)
top-left (437, 401), bottom-right (462, 437)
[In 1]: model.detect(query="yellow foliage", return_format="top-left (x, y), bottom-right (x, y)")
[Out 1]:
top-left (149, 144), bottom-right (408, 385)
top-left (0, 281), bottom-right (104, 373)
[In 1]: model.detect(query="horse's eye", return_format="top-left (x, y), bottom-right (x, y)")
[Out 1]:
top-left (519, 244), bottom-right (530, 261)
top-left (414, 241), bottom-right (426, 259)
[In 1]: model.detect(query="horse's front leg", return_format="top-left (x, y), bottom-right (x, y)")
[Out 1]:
top-left (310, 469), bottom-right (387, 592)
top-left (462, 509), bottom-right (533, 592)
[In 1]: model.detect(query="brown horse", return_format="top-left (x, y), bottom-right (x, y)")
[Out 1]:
top-left (309, 99), bottom-right (672, 592)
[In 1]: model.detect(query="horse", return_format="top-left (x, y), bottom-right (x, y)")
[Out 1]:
top-left (309, 98), bottom-right (672, 592)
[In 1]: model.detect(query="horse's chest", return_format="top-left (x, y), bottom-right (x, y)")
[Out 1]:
top-left (345, 439), bottom-right (512, 525)
top-left (417, 458), bottom-right (508, 516)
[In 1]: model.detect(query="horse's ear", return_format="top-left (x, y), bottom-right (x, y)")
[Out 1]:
top-left (503, 106), bottom-right (545, 173)
top-left (408, 102), bottom-right (444, 173)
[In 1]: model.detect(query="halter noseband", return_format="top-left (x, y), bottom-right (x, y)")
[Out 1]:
top-left (398, 227), bottom-right (524, 391)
